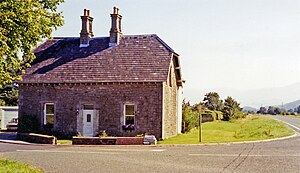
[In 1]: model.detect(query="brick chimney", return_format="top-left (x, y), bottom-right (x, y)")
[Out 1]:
top-left (80, 9), bottom-right (94, 47)
top-left (109, 7), bottom-right (122, 47)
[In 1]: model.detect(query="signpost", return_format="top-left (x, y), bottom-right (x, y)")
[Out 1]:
top-left (198, 112), bottom-right (202, 142)
top-left (196, 104), bottom-right (203, 143)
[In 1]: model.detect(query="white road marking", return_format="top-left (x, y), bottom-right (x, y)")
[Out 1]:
top-left (16, 150), bottom-right (120, 155)
top-left (189, 154), bottom-right (300, 157)
top-left (16, 149), bottom-right (166, 154)
top-left (96, 149), bottom-right (166, 152)
top-left (272, 118), bottom-right (300, 132)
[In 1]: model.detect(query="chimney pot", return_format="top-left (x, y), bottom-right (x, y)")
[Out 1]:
top-left (113, 7), bottom-right (118, 14)
top-left (80, 9), bottom-right (94, 47)
top-left (109, 7), bottom-right (122, 47)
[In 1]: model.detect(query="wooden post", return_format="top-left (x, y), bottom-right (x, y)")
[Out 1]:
top-left (199, 113), bottom-right (202, 142)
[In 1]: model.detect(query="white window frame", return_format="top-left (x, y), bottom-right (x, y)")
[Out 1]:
top-left (124, 104), bottom-right (135, 125)
top-left (44, 103), bottom-right (55, 125)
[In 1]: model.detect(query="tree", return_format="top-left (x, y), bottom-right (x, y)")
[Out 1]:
top-left (182, 99), bottom-right (191, 109)
top-left (182, 100), bottom-right (198, 133)
top-left (267, 106), bottom-right (276, 115)
top-left (203, 92), bottom-right (223, 111)
top-left (0, 84), bottom-right (18, 106)
top-left (0, 0), bottom-right (64, 87)
top-left (191, 102), bottom-right (207, 112)
top-left (222, 96), bottom-right (241, 121)
top-left (257, 107), bottom-right (267, 114)
top-left (296, 105), bottom-right (300, 114)
top-left (274, 107), bottom-right (285, 115)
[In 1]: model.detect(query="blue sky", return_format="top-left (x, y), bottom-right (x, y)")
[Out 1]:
top-left (53, 0), bottom-right (300, 104)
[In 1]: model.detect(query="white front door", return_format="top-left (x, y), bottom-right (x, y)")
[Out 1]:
top-left (83, 110), bottom-right (94, 137)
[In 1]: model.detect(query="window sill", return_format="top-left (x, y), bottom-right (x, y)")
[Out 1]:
top-left (122, 124), bottom-right (135, 132)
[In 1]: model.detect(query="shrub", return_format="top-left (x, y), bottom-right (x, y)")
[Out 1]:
top-left (234, 112), bottom-right (247, 119)
top-left (182, 106), bottom-right (198, 133)
top-left (214, 111), bottom-right (223, 120)
top-left (201, 113), bottom-right (214, 122)
top-left (43, 129), bottom-right (77, 139)
top-left (18, 114), bottom-right (40, 133)
top-left (202, 110), bottom-right (223, 121)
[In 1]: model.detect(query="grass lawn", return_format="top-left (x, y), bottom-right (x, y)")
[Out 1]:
top-left (0, 159), bottom-right (42, 173)
top-left (159, 115), bottom-right (294, 144)
top-left (57, 139), bottom-right (72, 145)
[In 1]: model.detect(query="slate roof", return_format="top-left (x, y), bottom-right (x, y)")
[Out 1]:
top-left (21, 34), bottom-right (181, 84)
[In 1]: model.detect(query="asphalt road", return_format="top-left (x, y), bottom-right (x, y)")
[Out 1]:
top-left (267, 115), bottom-right (300, 133)
top-left (0, 115), bottom-right (300, 173)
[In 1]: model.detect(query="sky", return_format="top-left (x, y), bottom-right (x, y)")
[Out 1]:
top-left (53, 0), bottom-right (300, 106)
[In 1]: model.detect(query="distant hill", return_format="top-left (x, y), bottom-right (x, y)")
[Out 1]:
top-left (242, 106), bottom-right (257, 112)
top-left (184, 83), bottom-right (300, 108)
top-left (282, 99), bottom-right (300, 111)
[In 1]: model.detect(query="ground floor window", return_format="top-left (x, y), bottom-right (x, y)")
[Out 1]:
top-left (44, 103), bottom-right (54, 128)
top-left (124, 104), bottom-right (135, 125)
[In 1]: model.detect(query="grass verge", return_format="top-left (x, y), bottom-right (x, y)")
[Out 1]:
top-left (57, 139), bottom-right (72, 145)
top-left (0, 159), bottom-right (42, 173)
top-left (159, 115), bottom-right (294, 144)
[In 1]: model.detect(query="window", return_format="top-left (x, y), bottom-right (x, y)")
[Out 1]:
top-left (84, 104), bottom-right (94, 110)
top-left (124, 104), bottom-right (135, 125)
top-left (86, 114), bottom-right (91, 123)
top-left (44, 103), bottom-right (54, 127)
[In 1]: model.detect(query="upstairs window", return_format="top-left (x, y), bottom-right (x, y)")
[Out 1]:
top-left (44, 103), bottom-right (54, 127)
top-left (124, 104), bottom-right (135, 125)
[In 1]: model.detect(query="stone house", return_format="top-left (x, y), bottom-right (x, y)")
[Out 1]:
top-left (18, 7), bottom-right (183, 139)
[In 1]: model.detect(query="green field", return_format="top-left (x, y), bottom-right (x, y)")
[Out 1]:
top-left (0, 159), bottom-right (42, 173)
top-left (159, 115), bottom-right (294, 144)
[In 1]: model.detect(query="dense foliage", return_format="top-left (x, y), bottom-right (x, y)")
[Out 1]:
top-left (182, 100), bottom-right (198, 132)
top-left (223, 96), bottom-right (242, 121)
top-left (203, 92), bottom-right (224, 111)
top-left (0, 0), bottom-right (64, 87)
top-left (257, 105), bottom-right (299, 115)
top-left (0, 84), bottom-right (18, 106)
top-left (182, 92), bottom-right (245, 130)
top-left (18, 114), bottom-right (40, 133)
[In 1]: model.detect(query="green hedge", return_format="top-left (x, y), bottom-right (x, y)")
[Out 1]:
top-left (202, 110), bottom-right (223, 121)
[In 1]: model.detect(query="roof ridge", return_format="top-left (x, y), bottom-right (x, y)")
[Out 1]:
top-left (53, 37), bottom-right (78, 39)
top-left (123, 34), bottom-right (154, 37)
top-left (53, 35), bottom-right (154, 40)
top-left (151, 34), bottom-right (174, 53)
top-left (122, 34), bottom-right (175, 52)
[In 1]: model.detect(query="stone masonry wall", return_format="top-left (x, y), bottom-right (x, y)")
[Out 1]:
top-left (19, 83), bottom-right (163, 139)
top-left (162, 61), bottom-right (178, 139)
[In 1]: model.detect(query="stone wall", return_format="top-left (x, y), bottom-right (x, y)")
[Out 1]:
top-left (72, 137), bottom-right (144, 145)
top-left (19, 83), bottom-right (163, 138)
top-left (17, 133), bottom-right (57, 144)
top-left (162, 61), bottom-right (178, 139)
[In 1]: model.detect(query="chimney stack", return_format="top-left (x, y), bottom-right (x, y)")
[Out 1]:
top-left (109, 7), bottom-right (122, 47)
top-left (80, 9), bottom-right (94, 47)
